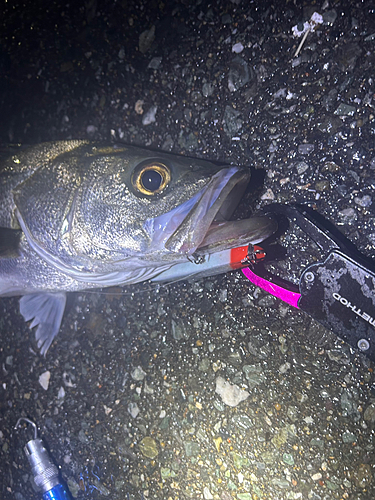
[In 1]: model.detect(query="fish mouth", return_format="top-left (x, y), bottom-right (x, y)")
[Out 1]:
top-left (145, 166), bottom-right (277, 256)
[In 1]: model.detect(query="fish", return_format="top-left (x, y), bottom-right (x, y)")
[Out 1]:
top-left (0, 141), bottom-right (277, 354)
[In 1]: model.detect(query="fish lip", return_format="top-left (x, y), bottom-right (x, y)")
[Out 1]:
top-left (145, 166), bottom-right (250, 255)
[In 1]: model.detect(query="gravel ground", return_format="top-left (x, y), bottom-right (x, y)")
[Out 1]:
top-left (1, 1), bottom-right (375, 499)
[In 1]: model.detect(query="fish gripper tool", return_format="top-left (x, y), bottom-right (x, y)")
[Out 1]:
top-left (242, 204), bottom-right (375, 362)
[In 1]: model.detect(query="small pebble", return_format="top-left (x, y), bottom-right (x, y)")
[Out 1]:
top-left (139, 436), bottom-right (158, 459)
top-left (298, 143), bottom-right (315, 155)
top-left (202, 82), bottom-right (213, 97)
top-left (315, 180), bottom-right (330, 192)
top-left (232, 42), bottom-right (244, 53)
top-left (354, 195), bottom-right (372, 207)
top-left (353, 463), bottom-right (373, 488)
top-left (342, 431), bottom-right (357, 443)
top-left (139, 25), bottom-right (155, 54)
top-left (338, 208), bottom-right (357, 223)
top-left (39, 371), bottom-right (51, 391)
top-left (203, 486), bottom-right (213, 499)
top-left (128, 402), bottom-right (140, 418)
top-left (131, 366), bottom-right (146, 381)
top-left (334, 103), bottom-right (356, 116)
top-left (296, 161), bottom-right (309, 174)
top-left (279, 362), bottom-right (291, 374)
top-left (135, 99), bottom-right (144, 114)
top-left (364, 403), bottom-right (375, 422)
top-left (148, 57), bottom-right (162, 70)
top-left (86, 125), bottom-right (97, 136)
top-left (260, 188), bottom-right (275, 200)
top-left (215, 376), bottom-right (249, 407)
top-left (311, 472), bottom-right (322, 481)
top-left (282, 453), bottom-right (294, 465)
top-left (142, 105), bottom-right (157, 125)
top-left (57, 386), bottom-right (65, 399)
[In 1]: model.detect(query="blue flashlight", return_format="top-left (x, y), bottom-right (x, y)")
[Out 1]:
top-left (15, 418), bottom-right (73, 500)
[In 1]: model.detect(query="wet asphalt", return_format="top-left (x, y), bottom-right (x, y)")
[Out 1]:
top-left (1, 1), bottom-right (375, 499)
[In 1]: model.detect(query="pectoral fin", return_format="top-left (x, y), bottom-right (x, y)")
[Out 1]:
top-left (0, 227), bottom-right (22, 257)
top-left (19, 292), bottom-right (67, 356)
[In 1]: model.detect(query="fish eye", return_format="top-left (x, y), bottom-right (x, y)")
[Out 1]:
top-left (132, 162), bottom-right (171, 196)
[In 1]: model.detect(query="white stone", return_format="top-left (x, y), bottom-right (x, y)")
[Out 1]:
top-left (57, 386), bottom-right (65, 399)
top-left (142, 105), bottom-right (157, 125)
top-left (131, 366), bottom-right (146, 381)
top-left (215, 376), bottom-right (249, 407)
top-left (203, 486), bottom-right (213, 499)
top-left (39, 371), bottom-right (50, 391)
top-left (128, 402), bottom-right (140, 418)
top-left (232, 42), bottom-right (244, 53)
top-left (311, 472), bottom-right (322, 481)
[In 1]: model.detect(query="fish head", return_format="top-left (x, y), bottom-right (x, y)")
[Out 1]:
top-left (13, 142), bottom-right (276, 277)
top-left (72, 145), bottom-right (251, 261)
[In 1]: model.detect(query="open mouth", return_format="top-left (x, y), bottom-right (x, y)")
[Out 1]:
top-left (146, 166), bottom-right (277, 256)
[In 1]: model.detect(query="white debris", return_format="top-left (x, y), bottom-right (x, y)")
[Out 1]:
top-left (292, 12), bottom-right (323, 37)
top-left (292, 12), bottom-right (323, 57)
top-left (310, 12), bottom-right (324, 28)
top-left (215, 376), bottom-right (249, 407)
top-left (292, 20), bottom-right (310, 38)
top-left (39, 371), bottom-right (51, 391)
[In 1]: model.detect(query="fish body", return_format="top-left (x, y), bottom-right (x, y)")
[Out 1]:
top-left (0, 141), bottom-right (277, 353)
